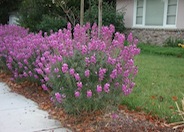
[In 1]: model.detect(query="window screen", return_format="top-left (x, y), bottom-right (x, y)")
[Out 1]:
top-left (145, 0), bottom-right (164, 26)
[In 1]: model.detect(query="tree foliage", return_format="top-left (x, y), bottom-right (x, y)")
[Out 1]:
top-left (18, 0), bottom-right (60, 32)
top-left (84, 1), bottom-right (125, 32)
top-left (18, 0), bottom-right (124, 33)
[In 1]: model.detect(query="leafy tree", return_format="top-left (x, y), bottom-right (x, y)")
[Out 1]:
top-left (36, 14), bottom-right (67, 33)
top-left (84, 1), bottom-right (125, 32)
top-left (19, 0), bottom-right (81, 32)
top-left (18, 0), bottom-right (59, 32)
top-left (18, 0), bottom-right (121, 33)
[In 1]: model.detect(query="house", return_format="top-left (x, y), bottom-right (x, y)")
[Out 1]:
top-left (116, 0), bottom-right (184, 45)
top-left (8, 12), bottom-right (19, 25)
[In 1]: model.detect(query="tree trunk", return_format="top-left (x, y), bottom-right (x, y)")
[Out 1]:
top-left (80, 0), bottom-right (84, 25)
top-left (98, 0), bottom-right (102, 37)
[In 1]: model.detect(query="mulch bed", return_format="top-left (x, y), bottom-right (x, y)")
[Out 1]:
top-left (0, 71), bottom-right (182, 132)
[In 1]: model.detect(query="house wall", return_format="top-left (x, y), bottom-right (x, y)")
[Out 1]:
top-left (116, 0), bottom-right (184, 45)
top-left (125, 28), bottom-right (184, 45)
top-left (177, 0), bottom-right (184, 29)
top-left (8, 12), bottom-right (19, 25)
top-left (116, 0), bottom-right (134, 28)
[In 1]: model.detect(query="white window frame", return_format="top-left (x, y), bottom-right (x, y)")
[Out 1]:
top-left (133, 0), bottom-right (178, 29)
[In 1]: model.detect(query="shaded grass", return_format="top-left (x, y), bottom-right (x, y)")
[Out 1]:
top-left (138, 43), bottom-right (184, 58)
top-left (122, 46), bottom-right (184, 123)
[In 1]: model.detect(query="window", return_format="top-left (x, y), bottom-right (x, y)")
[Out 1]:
top-left (136, 0), bottom-right (143, 24)
top-left (167, 0), bottom-right (177, 25)
top-left (134, 0), bottom-right (178, 27)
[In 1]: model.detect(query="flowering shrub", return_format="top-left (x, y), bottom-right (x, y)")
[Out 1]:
top-left (47, 23), bottom-right (140, 114)
top-left (0, 25), bottom-right (29, 71)
top-left (0, 23), bottom-right (140, 114)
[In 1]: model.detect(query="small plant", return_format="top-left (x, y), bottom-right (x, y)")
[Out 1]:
top-left (164, 37), bottom-right (184, 47)
top-left (178, 43), bottom-right (184, 48)
top-left (168, 95), bottom-right (184, 130)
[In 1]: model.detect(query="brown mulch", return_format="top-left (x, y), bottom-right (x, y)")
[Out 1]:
top-left (0, 71), bottom-right (183, 132)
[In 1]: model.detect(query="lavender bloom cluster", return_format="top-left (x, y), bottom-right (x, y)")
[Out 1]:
top-left (0, 23), bottom-right (140, 113)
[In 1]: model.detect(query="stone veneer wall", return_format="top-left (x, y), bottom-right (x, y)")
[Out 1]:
top-left (125, 28), bottom-right (184, 46)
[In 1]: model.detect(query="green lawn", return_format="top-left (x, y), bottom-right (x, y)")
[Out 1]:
top-left (122, 45), bottom-right (184, 123)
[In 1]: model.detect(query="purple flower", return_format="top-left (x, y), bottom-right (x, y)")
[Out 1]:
top-left (130, 82), bottom-right (135, 89)
top-left (74, 91), bottom-right (80, 98)
top-left (122, 84), bottom-right (126, 92)
top-left (81, 45), bottom-right (87, 54)
top-left (35, 68), bottom-right (43, 75)
top-left (62, 63), bottom-right (68, 73)
top-left (77, 82), bottom-right (83, 90)
top-left (122, 84), bottom-right (132, 95)
top-left (110, 69), bottom-right (118, 79)
top-left (55, 92), bottom-right (62, 103)
top-left (38, 62), bottom-right (43, 68)
top-left (23, 72), bottom-right (27, 77)
top-left (127, 59), bottom-right (134, 66)
top-left (127, 32), bottom-right (133, 43)
top-left (87, 90), bottom-right (92, 98)
top-left (42, 84), bottom-right (48, 91)
top-left (44, 67), bottom-right (50, 74)
top-left (96, 85), bottom-right (102, 93)
top-left (74, 73), bottom-right (80, 81)
top-left (23, 59), bottom-right (28, 65)
top-left (107, 57), bottom-right (116, 65)
top-left (7, 63), bottom-right (12, 70)
top-left (85, 69), bottom-right (90, 77)
top-left (24, 66), bottom-right (28, 70)
top-left (85, 57), bottom-right (90, 65)
top-left (104, 83), bottom-right (110, 93)
top-left (44, 76), bottom-right (49, 81)
top-left (99, 68), bottom-right (107, 81)
top-left (90, 54), bottom-right (96, 63)
top-left (50, 97), bottom-right (54, 102)
top-left (18, 62), bottom-right (23, 68)
top-left (123, 70), bottom-right (129, 77)
top-left (67, 22), bottom-right (72, 30)
top-left (41, 57), bottom-right (46, 62)
top-left (134, 38), bottom-right (138, 45)
top-left (54, 67), bottom-right (59, 73)
top-left (57, 56), bottom-right (63, 62)
top-left (69, 68), bottom-right (75, 76)
top-left (28, 71), bottom-right (32, 76)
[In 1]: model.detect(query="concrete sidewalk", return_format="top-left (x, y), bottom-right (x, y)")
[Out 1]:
top-left (0, 82), bottom-right (72, 132)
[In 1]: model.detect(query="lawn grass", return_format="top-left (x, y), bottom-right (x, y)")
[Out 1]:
top-left (122, 44), bottom-right (184, 123)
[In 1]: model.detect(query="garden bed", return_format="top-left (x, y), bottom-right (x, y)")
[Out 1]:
top-left (0, 71), bottom-right (178, 132)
